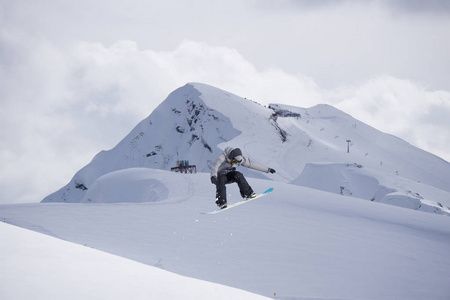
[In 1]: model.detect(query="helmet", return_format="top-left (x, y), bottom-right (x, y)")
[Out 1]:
top-left (229, 148), bottom-right (243, 163)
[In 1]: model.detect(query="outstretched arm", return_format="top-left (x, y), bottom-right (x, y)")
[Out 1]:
top-left (241, 157), bottom-right (275, 174)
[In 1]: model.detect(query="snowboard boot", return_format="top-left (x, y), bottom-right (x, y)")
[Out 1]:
top-left (215, 199), bottom-right (227, 209)
top-left (244, 193), bottom-right (257, 200)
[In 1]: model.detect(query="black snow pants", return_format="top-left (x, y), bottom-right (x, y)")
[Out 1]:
top-left (215, 171), bottom-right (254, 205)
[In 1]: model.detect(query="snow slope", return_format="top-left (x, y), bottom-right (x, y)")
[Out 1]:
top-left (3, 169), bottom-right (450, 299)
top-left (5, 83), bottom-right (450, 298)
top-left (40, 83), bottom-right (450, 215)
top-left (292, 163), bottom-right (450, 215)
top-left (0, 221), bottom-right (269, 300)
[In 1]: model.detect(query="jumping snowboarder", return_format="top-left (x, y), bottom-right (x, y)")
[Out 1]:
top-left (210, 147), bottom-right (276, 209)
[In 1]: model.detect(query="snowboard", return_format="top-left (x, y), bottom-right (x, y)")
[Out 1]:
top-left (201, 187), bottom-right (273, 215)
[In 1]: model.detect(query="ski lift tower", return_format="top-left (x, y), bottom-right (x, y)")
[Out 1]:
top-left (346, 140), bottom-right (352, 153)
top-left (171, 160), bottom-right (197, 174)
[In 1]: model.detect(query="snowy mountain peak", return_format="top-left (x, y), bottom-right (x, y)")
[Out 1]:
top-left (41, 83), bottom-right (450, 215)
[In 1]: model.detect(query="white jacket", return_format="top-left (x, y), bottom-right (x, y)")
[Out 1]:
top-left (210, 147), bottom-right (270, 178)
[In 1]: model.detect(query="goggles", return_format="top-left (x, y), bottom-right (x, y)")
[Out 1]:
top-left (230, 155), bottom-right (243, 164)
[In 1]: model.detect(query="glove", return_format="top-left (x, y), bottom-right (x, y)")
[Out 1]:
top-left (268, 168), bottom-right (276, 174)
top-left (210, 176), bottom-right (218, 185)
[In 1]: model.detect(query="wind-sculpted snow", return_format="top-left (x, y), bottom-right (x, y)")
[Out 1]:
top-left (81, 168), bottom-right (193, 203)
top-left (292, 163), bottom-right (450, 215)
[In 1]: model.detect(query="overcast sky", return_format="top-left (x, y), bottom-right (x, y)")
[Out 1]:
top-left (1, 0), bottom-right (450, 204)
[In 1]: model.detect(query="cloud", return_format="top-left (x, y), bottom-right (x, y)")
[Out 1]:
top-left (146, 40), bottom-right (322, 106)
top-left (330, 76), bottom-right (450, 161)
top-left (5, 0), bottom-right (450, 93)
top-left (257, 0), bottom-right (450, 14)
top-left (383, 0), bottom-right (450, 15)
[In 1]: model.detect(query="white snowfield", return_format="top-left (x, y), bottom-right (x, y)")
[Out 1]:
top-left (2, 169), bottom-right (450, 299)
top-left (0, 221), bottom-right (269, 300)
top-left (2, 83), bottom-right (450, 299)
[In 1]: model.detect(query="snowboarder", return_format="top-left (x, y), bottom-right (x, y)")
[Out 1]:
top-left (210, 147), bottom-right (276, 209)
